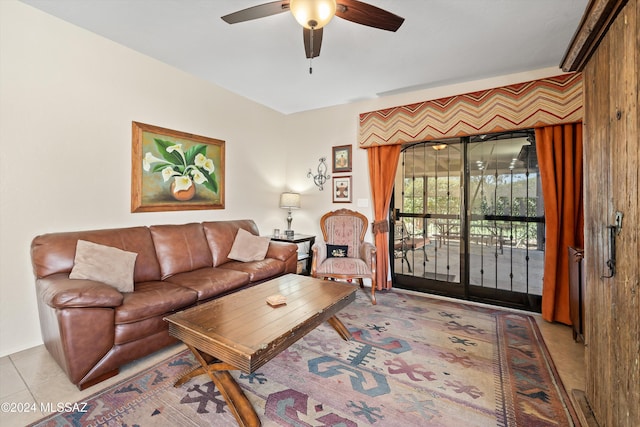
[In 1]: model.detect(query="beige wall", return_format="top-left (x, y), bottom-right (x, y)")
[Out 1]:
top-left (0, 0), bottom-right (564, 356)
top-left (0, 1), bottom-right (290, 356)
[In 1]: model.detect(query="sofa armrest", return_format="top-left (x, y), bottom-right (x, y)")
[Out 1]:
top-left (265, 241), bottom-right (297, 261)
top-left (37, 273), bottom-right (124, 309)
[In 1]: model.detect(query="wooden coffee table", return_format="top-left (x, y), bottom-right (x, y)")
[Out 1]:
top-left (164, 274), bottom-right (356, 427)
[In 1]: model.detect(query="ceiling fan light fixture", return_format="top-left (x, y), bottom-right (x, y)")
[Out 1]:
top-left (290, 0), bottom-right (337, 29)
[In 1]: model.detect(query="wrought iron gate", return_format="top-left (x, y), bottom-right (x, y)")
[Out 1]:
top-left (391, 131), bottom-right (544, 311)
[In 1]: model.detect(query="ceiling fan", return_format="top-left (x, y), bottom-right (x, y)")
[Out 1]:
top-left (221, 0), bottom-right (404, 63)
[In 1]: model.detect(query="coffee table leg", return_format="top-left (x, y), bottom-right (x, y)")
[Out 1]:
top-left (327, 315), bottom-right (352, 340)
top-left (176, 345), bottom-right (261, 427)
top-left (174, 365), bottom-right (207, 388)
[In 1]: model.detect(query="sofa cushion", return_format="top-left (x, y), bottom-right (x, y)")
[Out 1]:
top-left (69, 240), bottom-right (137, 293)
top-left (202, 220), bottom-right (260, 267)
top-left (31, 226), bottom-right (161, 283)
top-left (150, 223), bottom-right (212, 279)
top-left (164, 267), bottom-right (250, 301)
top-left (219, 258), bottom-right (285, 282)
top-left (114, 281), bottom-right (197, 324)
top-left (327, 244), bottom-right (349, 258)
top-left (228, 228), bottom-right (270, 262)
top-left (265, 241), bottom-right (298, 261)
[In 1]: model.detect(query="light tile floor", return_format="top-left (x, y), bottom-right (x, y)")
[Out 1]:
top-left (0, 343), bottom-right (186, 426)
top-left (0, 293), bottom-right (585, 427)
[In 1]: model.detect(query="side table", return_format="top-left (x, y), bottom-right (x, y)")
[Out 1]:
top-left (271, 234), bottom-right (315, 275)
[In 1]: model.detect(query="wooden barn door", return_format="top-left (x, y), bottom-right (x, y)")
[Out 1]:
top-left (568, 0), bottom-right (639, 425)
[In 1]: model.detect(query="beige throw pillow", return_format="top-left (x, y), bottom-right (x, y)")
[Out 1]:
top-left (228, 228), bottom-right (270, 262)
top-left (69, 240), bottom-right (137, 293)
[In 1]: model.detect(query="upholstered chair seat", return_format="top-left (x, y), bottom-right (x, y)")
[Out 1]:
top-left (311, 209), bottom-right (377, 304)
top-left (316, 257), bottom-right (371, 275)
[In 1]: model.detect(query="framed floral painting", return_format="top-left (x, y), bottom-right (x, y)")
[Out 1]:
top-left (332, 144), bottom-right (352, 173)
top-left (131, 121), bottom-right (225, 212)
top-left (332, 176), bottom-right (352, 203)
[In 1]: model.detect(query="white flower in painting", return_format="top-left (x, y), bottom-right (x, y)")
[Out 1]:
top-left (203, 158), bottom-right (215, 173)
top-left (166, 144), bottom-right (182, 154)
top-left (166, 144), bottom-right (186, 163)
top-left (195, 153), bottom-right (215, 173)
top-left (162, 166), bottom-right (179, 182)
top-left (173, 175), bottom-right (193, 192)
top-left (143, 152), bottom-right (165, 171)
top-left (190, 169), bottom-right (207, 185)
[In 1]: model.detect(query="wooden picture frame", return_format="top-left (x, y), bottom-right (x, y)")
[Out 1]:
top-left (332, 176), bottom-right (352, 203)
top-left (131, 121), bottom-right (225, 212)
top-left (332, 144), bottom-right (352, 173)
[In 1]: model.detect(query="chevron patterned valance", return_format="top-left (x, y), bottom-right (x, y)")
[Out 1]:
top-left (358, 73), bottom-right (583, 147)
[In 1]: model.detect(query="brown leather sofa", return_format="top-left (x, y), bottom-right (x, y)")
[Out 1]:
top-left (30, 220), bottom-right (297, 390)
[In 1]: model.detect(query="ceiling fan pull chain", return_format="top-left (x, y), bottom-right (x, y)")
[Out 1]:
top-left (309, 27), bottom-right (315, 74)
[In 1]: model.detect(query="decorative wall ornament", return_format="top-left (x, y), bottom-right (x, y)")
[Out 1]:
top-left (358, 73), bottom-right (583, 147)
top-left (332, 176), bottom-right (352, 203)
top-left (307, 157), bottom-right (331, 190)
top-left (332, 144), bottom-right (352, 173)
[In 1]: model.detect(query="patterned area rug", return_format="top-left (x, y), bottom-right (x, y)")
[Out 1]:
top-left (30, 290), bottom-right (577, 426)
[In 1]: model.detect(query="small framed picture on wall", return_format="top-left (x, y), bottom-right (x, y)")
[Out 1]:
top-left (332, 176), bottom-right (352, 203)
top-left (332, 145), bottom-right (352, 173)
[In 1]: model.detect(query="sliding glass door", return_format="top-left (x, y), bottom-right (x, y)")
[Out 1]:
top-left (392, 131), bottom-right (544, 311)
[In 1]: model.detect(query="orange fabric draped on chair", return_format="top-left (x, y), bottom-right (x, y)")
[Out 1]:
top-left (536, 123), bottom-right (584, 324)
top-left (367, 144), bottom-right (401, 290)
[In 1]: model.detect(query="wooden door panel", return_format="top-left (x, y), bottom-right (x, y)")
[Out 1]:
top-left (583, 1), bottom-right (639, 425)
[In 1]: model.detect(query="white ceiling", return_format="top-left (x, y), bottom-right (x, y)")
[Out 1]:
top-left (20, 0), bottom-right (588, 115)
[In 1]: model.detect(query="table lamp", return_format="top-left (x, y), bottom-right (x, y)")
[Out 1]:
top-left (279, 192), bottom-right (300, 238)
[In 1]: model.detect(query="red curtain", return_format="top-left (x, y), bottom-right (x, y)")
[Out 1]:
top-left (536, 123), bottom-right (584, 324)
top-left (367, 144), bottom-right (402, 290)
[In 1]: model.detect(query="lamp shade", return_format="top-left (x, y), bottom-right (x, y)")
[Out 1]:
top-left (289, 0), bottom-right (336, 29)
top-left (279, 192), bottom-right (301, 209)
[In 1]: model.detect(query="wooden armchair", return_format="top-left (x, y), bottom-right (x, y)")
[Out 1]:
top-left (311, 209), bottom-right (377, 304)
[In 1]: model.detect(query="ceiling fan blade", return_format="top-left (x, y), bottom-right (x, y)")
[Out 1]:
top-left (336, 0), bottom-right (404, 32)
top-left (221, 1), bottom-right (290, 24)
top-left (303, 27), bottom-right (323, 58)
